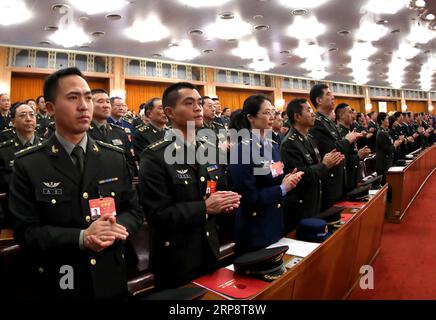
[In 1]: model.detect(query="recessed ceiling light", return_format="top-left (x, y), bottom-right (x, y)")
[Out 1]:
top-left (227, 39), bottom-right (237, 42)
top-left (169, 42), bottom-right (180, 47)
top-left (92, 31), bottom-right (105, 37)
top-left (39, 41), bottom-right (51, 45)
top-left (125, 16), bottom-right (170, 42)
top-left (357, 39), bottom-right (367, 43)
top-left (189, 29), bottom-right (203, 35)
top-left (328, 47), bottom-right (338, 52)
top-left (203, 49), bottom-right (214, 53)
top-left (254, 24), bottom-right (270, 31)
top-left (291, 9), bottom-right (309, 16)
top-left (384, 51), bottom-right (393, 55)
top-left (152, 53), bottom-right (162, 58)
top-left (80, 45), bottom-right (90, 49)
top-left (69, 0), bottom-right (127, 15)
top-left (253, 15), bottom-right (263, 20)
top-left (51, 4), bottom-right (70, 11)
top-left (376, 19), bottom-right (388, 25)
top-left (424, 49), bottom-right (431, 54)
top-left (415, 0), bottom-right (426, 8)
top-left (219, 12), bottom-right (234, 20)
top-left (422, 13), bottom-right (435, 21)
top-left (337, 30), bottom-right (350, 35)
top-left (391, 29), bottom-right (400, 34)
top-left (106, 14), bottom-right (122, 20)
top-left (44, 26), bottom-right (59, 31)
top-left (280, 50), bottom-right (290, 54)
top-left (307, 41), bottom-right (316, 45)
top-left (79, 16), bottom-right (89, 22)
top-left (281, 62), bottom-right (288, 66)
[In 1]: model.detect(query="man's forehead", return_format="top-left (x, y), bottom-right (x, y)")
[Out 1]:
top-left (93, 93), bottom-right (109, 100)
top-left (178, 88), bottom-right (201, 101)
top-left (59, 75), bottom-right (90, 93)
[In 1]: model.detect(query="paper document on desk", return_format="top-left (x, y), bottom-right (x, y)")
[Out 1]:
top-left (267, 238), bottom-right (320, 258)
top-left (388, 166), bottom-right (405, 172)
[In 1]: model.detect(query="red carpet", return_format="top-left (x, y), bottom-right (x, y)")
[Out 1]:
top-left (349, 171), bottom-right (436, 300)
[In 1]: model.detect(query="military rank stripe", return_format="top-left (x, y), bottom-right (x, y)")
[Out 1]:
top-left (98, 177), bottom-right (119, 185)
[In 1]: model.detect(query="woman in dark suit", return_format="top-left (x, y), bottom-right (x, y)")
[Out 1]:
top-left (376, 112), bottom-right (403, 184)
top-left (228, 94), bottom-right (303, 255)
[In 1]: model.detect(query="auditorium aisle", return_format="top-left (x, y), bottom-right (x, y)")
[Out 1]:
top-left (349, 172), bottom-right (436, 300)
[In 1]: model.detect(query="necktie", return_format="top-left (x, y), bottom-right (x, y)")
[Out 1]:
top-left (24, 141), bottom-right (32, 148)
top-left (100, 124), bottom-right (107, 138)
top-left (71, 145), bottom-right (85, 175)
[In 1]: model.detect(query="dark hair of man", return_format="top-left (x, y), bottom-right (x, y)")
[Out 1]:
top-left (201, 96), bottom-right (211, 107)
top-left (309, 83), bottom-right (329, 108)
top-left (144, 97), bottom-right (161, 115)
top-left (334, 103), bottom-right (349, 121)
top-left (43, 67), bottom-right (85, 103)
top-left (388, 115), bottom-right (396, 128)
top-left (407, 112), bottom-right (412, 117)
top-left (91, 88), bottom-right (108, 96)
top-left (356, 113), bottom-right (363, 123)
top-left (211, 97), bottom-right (220, 102)
top-left (377, 112), bottom-right (388, 126)
top-left (368, 111), bottom-right (374, 118)
top-left (162, 82), bottom-right (198, 109)
top-left (223, 107), bottom-right (230, 113)
top-left (401, 112), bottom-right (408, 117)
top-left (232, 94), bottom-right (271, 130)
top-left (36, 95), bottom-right (44, 104)
top-left (229, 109), bottom-right (243, 130)
top-left (393, 111), bottom-right (402, 120)
top-left (286, 98), bottom-right (307, 125)
top-left (281, 110), bottom-right (287, 118)
top-left (10, 102), bottom-right (27, 119)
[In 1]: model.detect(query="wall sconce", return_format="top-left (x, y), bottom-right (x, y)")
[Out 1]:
top-left (401, 104), bottom-right (408, 112)
top-left (275, 98), bottom-right (285, 111)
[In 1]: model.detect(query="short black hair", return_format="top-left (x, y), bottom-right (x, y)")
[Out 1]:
top-left (388, 115), bottom-right (396, 128)
top-left (377, 112), bottom-right (388, 125)
top-left (36, 95), bottom-right (44, 104)
top-left (211, 97), bottom-right (220, 101)
top-left (162, 82), bottom-right (198, 109)
top-left (143, 97), bottom-right (161, 115)
top-left (223, 107), bottom-right (230, 113)
top-left (356, 112), bottom-right (363, 123)
top-left (367, 111), bottom-right (374, 118)
top-left (309, 84), bottom-right (329, 108)
top-left (91, 88), bottom-right (108, 96)
top-left (201, 96), bottom-right (212, 106)
top-left (43, 67), bottom-right (85, 103)
top-left (393, 111), bottom-right (402, 120)
top-left (286, 98), bottom-right (307, 125)
top-left (334, 103), bottom-right (349, 120)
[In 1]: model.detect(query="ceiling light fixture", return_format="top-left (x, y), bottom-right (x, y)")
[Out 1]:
top-left (0, 0), bottom-right (32, 26)
top-left (44, 26), bottom-right (59, 31)
top-left (205, 15), bottom-right (252, 40)
top-left (106, 14), bottom-right (122, 20)
top-left (49, 7), bottom-right (91, 47)
top-left (232, 38), bottom-right (267, 59)
top-left (278, 0), bottom-right (330, 9)
top-left (125, 15), bottom-right (170, 42)
top-left (248, 57), bottom-right (275, 71)
top-left (291, 9), bottom-right (309, 16)
top-left (362, 0), bottom-right (409, 15)
top-left (163, 39), bottom-right (200, 61)
top-left (254, 24), bottom-right (270, 30)
top-left (189, 29), bottom-right (203, 35)
top-left (406, 22), bottom-right (434, 44)
top-left (286, 15), bottom-right (326, 40)
top-left (422, 12), bottom-right (435, 21)
top-left (355, 19), bottom-right (388, 41)
top-left (68, 0), bottom-right (128, 15)
top-left (177, 0), bottom-right (231, 7)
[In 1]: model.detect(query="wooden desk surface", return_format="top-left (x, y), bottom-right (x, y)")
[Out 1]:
top-left (195, 185), bottom-right (388, 300)
top-left (0, 229), bottom-right (14, 248)
top-left (386, 145), bottom-right (436, 223)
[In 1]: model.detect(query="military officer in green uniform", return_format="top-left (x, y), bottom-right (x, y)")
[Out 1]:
top-left (0, 93), bottom-right (12, 132)
top-left (88, 88), bottom-right (138, 178)
top-left (138, 82), bottom-right (241, 289)
top-left (0, 103), bottom-right (44, 228)
top-left (9, 67), bottom-right (143, 299)
top-left (35, 95), bottom-right (53, 137)
top-left (281, 99), bottom-right (344, 232)
top-left (308, 84), bottom-right (362, 210)
top-left (132, 97), bottom-right (168, 159)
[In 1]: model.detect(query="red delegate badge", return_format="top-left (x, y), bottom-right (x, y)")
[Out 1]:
top-left (206, 180), bottom-right (217, 195)
top-left (270, 161), bottom-right (284, 178)
top-left (89, 197), bottom-right (117, 221)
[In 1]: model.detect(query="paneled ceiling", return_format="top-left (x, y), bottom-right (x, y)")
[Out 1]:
top-left (1, 0), bottom-right (436, 90)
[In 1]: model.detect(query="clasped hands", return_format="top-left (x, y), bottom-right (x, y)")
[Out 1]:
top-left (84, 215), bottom-right (128, 252)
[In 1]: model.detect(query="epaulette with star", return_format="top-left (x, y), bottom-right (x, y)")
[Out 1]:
top-left (0, 139), bottom-right (14, 148)
top-left (147, 139), bottom-right (172, 151)
top-left (14, 143), bottom-right (46, 158)
top-left (109, 123), bottom-right (125, 131)
top-left (95, 140), bottom-right (124, 153)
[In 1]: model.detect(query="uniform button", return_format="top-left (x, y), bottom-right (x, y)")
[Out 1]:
top-left (330, 174), bottom-right (334, 177)
top-left (277, 203), bottom-right (281, 209)
top-left (85, 215), bottom-right (91, 222)
top-left (215, 176), bottom-right (219, 180)
top-left (121, 253), bottom-right (125, 259)
top-left (164, 241), bottom-right (170, 247)
top-left (355, 165), bottom-right (358, 169)
top-left (252, 212), bottom-right (257, 217)
top-left (205, 214), bottom-right (209, 219)
top-left (38, 267), bottom-right (44, 273)
top-left (51, 199), bottom-right (56, 204)
top-left (184, 181), bottom-right (188, 185)
top-left (90, 259), bottom-right (96, 266)
top-left (82, 192), bottom-right (89, 199)
top-left (200, 176), bottom-right (205, 182)
top-left (299, 200), bottom-right (303, 204)
top-left (206, 231), bottom-right (210, 237)
top-left (111, 192), bottom-right (116, 197)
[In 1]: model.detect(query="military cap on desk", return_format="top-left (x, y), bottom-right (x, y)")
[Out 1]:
top-left (140, 287), bottom-right (208, 300)
top-left (346, 184), bottom-right (371, 200)
top-left (359, 173), bottom-right (382, 188)
top-left (318, 206), bottom-right (345, 224)
top-left (233, 246), bottom-right (288, 282)
top-left (296, 218), bottom-right (332, 243)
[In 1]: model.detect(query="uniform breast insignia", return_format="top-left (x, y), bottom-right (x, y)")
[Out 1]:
top-left (124, 128), bottom-right (131, 134)
top-left (42, 182), bottom-right (62, 195)
top-left (206, 164), bottom-right (219, 172)
top-left (152, 129), bottom-right (157, 133)
top-left (298, 136), bottom-right (303, 142)
top-left (51, 145), bottom-right (59, 154)
top-left (111, 139), bottom-right (123, 146)
top-left (176, 169), bottom-right (191, 179)
top-left (9, 160), bottom-right (14, 167)
top-left (95, 140), bottom-right (123, 152)
top-left (98, 177), bottom-right (119, 185)
top-left (92, 144), bottom-right (100, 153)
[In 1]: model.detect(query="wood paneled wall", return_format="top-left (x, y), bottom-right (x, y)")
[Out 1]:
top-left (216, 87), bottom-right (273, 111)
top-left (10, 73), bottom-right (109, 104)
top-left (125, 80), bottom-right (204, 112)
top-left (334, 97), bottom-right (365, 113)
top-left (406, 100), bottom-right (426, 113)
